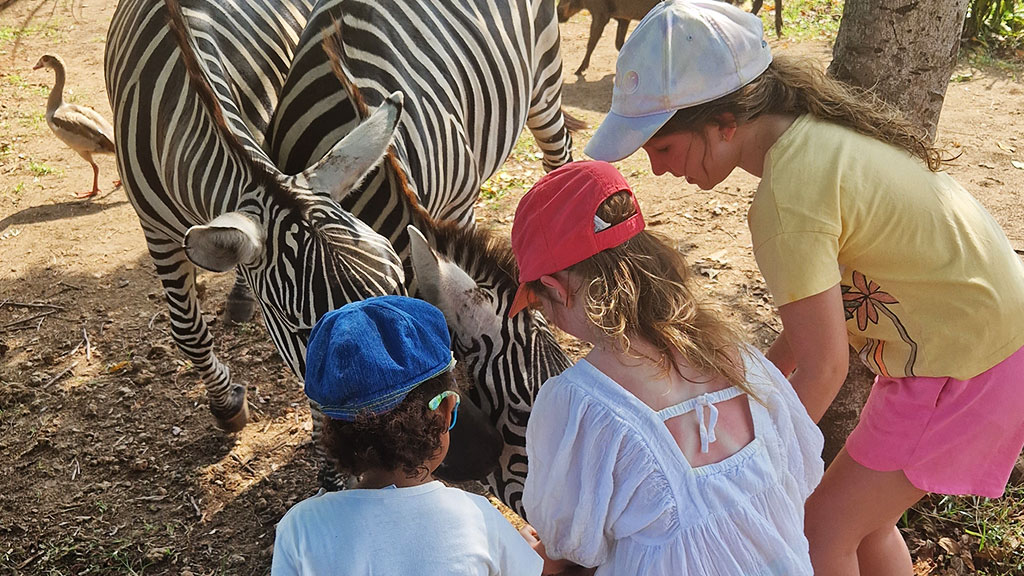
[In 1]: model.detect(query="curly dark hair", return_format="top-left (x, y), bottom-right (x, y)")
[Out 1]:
top-left (320, 368), bottom-right (460, 479)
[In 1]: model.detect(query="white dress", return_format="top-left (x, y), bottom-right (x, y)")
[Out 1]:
top-left (522, 346), bottom-right (824, 575)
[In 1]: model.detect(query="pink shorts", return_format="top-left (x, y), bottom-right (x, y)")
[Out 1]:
top-left (846, 344), bottom-right (1024, 498)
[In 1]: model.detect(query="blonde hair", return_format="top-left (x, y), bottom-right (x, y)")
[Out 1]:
top-left (530, 192), bottom-right (750, 393)
top-left (657, 54), bottom-right (944, 171)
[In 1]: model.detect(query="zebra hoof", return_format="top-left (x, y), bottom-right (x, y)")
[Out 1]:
top-left (211, 385), bottom-right (249, 432)
top-left (224, 295), bottom-right (257, 325)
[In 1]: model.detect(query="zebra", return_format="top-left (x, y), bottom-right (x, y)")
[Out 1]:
top-left (408, 221), bottom-right (572, 516)
top-left (104, 0), bottom-right (409, 432)
top-left (247, 0), bottom-right (581, 495)
top-left (238, 0), bottom-right (580, 303)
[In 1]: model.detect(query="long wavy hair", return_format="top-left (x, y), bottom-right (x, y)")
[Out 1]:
top-left (530, 191), bottom-right (750, 393)
top-left (657, 54), bottom-right (944, 171)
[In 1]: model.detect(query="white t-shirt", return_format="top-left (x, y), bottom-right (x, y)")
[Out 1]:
top-left (523, 346), bottom-right (824, 575)
top-left (272, 481), bottom-right (542, 576)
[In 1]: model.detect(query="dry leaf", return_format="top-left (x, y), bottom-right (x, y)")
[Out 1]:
top-left (938, 536), bottom-right (961, 556)
top-left (997, 142), bottom-right (1017, 153)
top-left (107, 360), bottom-right (132, 374)
top-left (977, 162), bottom-right (996, 169)
top-left (1011, 160), bottom-right (1024, 170)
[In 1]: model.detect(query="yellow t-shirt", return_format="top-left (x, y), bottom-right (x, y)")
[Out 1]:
top-left (750, 114), bottom-right (1024, 379)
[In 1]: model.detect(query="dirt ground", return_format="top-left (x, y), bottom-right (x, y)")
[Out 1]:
top-left (1, 1), bottom-right (1022, 575)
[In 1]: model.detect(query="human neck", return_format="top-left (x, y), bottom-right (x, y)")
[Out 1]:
top-left (737, 113), bottom-right (798, 178)
top-left (355, 468), bottom-right (434, 489)
top-left (585, 335), bottom-right (725, 410)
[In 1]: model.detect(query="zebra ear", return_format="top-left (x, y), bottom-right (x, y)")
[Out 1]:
top-left (301, 91), bottom-right (404, 202)
top-left (184, 212), bottom-right (266, 272)
top-left (408, 225), bottom-right (443, 305)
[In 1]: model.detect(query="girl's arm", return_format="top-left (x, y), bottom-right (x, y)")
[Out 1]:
top-left (776, 283), bottom-right (849, 423)
top-left (766, 329), bottom-right (796, 377)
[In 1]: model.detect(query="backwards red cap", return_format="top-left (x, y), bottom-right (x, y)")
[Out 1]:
top-left (509, 161), bottom-right (645, 316)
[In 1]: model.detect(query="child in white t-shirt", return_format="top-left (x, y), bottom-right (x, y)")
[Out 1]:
top-left (271, 296), bottom-right (542, 576)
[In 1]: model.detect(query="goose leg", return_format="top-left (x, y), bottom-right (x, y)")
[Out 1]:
top-left (76, 161), bottom-right (101, 198)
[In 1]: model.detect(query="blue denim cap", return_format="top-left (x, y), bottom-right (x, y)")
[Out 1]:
top-left (304, 295), bottom-right (456, 421)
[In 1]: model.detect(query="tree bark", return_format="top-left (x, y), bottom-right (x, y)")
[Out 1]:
top-left (819, 0), bottom-right (968, 466)
top-left (827, 0), bottom-right (969, 142)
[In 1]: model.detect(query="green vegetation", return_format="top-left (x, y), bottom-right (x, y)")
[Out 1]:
top-left (28, 161), bottom-right (58, 177)
top-left (479, 131), bottom-right (542, 203)
top-left (964, 0), bottom-right (1024, 52)
top-left (908, 486), bottom-right (1024, 574)
top-left (755, 0), bottom-right (844, 41)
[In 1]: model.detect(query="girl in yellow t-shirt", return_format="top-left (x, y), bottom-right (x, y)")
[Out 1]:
top-left (584, 1), bottom-right (1024, 575)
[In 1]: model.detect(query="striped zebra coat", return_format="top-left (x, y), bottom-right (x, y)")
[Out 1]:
top-left (262, 0), bottom-right (578, 257)
top-left (256, 0), bottom-right (579, 507)
top-left (409, 221), bottom-right (572, 516)
top-left (104, 0), bottom-right (408, 431)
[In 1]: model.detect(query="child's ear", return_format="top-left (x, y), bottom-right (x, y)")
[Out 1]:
top-left (716, 113), bottom-right (738, 142)
top-left (539, 274), bottom-right (570, 306)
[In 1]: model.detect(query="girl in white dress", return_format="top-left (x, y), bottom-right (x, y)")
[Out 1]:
top-left (509, 160), bottom-right (824, 575)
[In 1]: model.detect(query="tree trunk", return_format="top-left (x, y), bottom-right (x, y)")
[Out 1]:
top-left (827, 0), bottom-right (969, 143)
top-left (819, 0), bottom-right (968, 466)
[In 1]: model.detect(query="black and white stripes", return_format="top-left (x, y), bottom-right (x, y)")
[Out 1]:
top-left (266, 0), bottom-right (576, 250)
top-left (105, 0), bottom-right (406, 431)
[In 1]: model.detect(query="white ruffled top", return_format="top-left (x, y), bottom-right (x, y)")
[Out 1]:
top-left (522, 345), bottom-right (824, 576)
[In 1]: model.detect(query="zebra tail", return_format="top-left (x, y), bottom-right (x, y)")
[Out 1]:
top-left (561, 107), bottom-right (588, 133)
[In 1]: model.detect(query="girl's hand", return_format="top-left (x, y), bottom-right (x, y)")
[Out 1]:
top-left (518, 524), bottom-right (577, 576)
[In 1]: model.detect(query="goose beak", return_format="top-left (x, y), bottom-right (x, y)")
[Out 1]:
top-left (32, 62), bottom-right (43, 70)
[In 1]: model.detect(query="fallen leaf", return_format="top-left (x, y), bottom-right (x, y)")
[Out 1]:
top-left (977, 162), bottom-right (996, 169)
top-left (997, 142), bottom-right (1016, 153)
top-left (106, 360), bottom-right (132, 374)
top-left (1011, 160), bottom-right (1024, 170)
top-left (938, 536), bottom-right (961, 556)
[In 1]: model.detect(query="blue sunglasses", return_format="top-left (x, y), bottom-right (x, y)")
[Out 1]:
top-left (428, 390), bottom-right (460, 431)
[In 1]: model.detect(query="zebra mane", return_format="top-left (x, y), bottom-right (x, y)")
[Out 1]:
top-left (163, 0), bottom-right (294, 206)
top-left (322, 18), bottom-right (371, 121)
top-left (321, 14), bottom-right (517, 293)
top-left (429, 218), bottom-right (522, 294)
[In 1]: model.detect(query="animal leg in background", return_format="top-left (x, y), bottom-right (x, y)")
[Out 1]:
top-left (577, 11), bottom-right (611, 75)
top-left (614, 18), bottom-right (630, 50)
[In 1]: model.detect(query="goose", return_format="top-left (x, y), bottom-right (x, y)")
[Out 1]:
top-left (33, 54), bottom-right (117, 199)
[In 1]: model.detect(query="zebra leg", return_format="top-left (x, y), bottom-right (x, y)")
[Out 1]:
top-left (527, 5), bottom-right (577, 172)
top-left (224, 270), bottom-right (258, 325)
top-left (147, 234), bottom-right (249, 431)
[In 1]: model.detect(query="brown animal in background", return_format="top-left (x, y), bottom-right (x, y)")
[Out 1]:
top-left (557, 0), bottom-right (782, 77)
top-left (557, 0), bottom-right (661, 75)
top-left (751, 0), bottom-right (783, 39)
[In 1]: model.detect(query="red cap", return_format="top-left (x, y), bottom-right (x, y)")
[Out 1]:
top-left (509, 161), bottom-right (645, 316)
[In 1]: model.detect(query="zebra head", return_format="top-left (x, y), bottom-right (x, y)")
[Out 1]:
top-left (163, 0), bottom-right (406, 383)
top-left (407, 223), bottom-right (572, 516)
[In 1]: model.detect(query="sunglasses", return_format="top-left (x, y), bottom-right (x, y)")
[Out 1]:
top-left (427, 390), bottom-right (460, 431)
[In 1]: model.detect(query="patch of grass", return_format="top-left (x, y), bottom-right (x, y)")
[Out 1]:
top-left (0, 20), bottom-right (64, 43)
top-left (754, 0), bottom-right (844, 41)
top-left (479, 131), bottom-right (543, 203)
top-left (909, 485), bottom-right (1024, 573)
top-left (28, 161), bottom-right (58, 177)
top-left (960, 44), bottom-right (1024, 78)
top-left (21, 111), bottom-right (46, 130)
